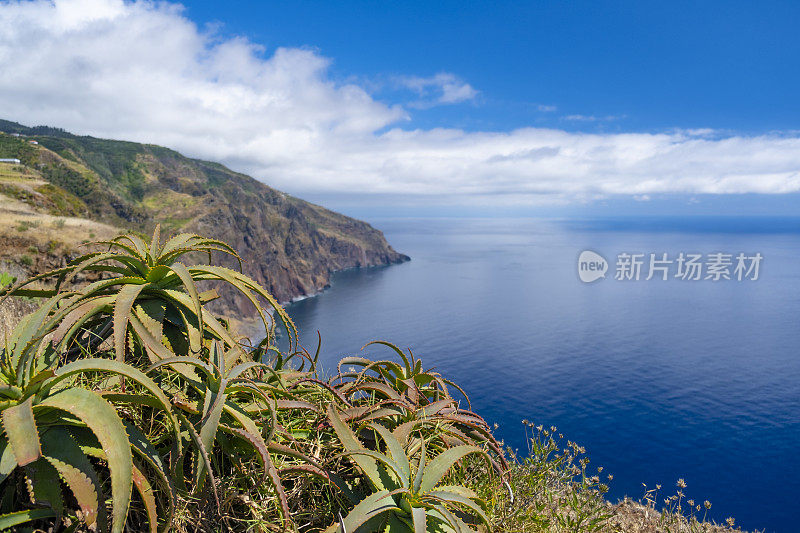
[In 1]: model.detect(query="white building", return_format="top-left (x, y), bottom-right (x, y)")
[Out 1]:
top-left (0, 158), bottom-right (21, 164)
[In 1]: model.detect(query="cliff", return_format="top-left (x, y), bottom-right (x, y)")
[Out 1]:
top-left (0, 119), bottom-right (408, 316)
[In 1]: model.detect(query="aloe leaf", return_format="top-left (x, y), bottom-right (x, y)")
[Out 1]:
top-left (323, 490), bottom-right (398, 533)
top-left (263, 446), bottom-right (292, 526)
top-left (430, 503), bottom-right (476, 533)
top-left (25, 458), bottom-right (64, 517)
top-left (132, 462), bottom-right (159, 533)
top-left (128, 313), bottom-right (177, 364)
top-left (352, 382), bottom-right (403, 400)
top-left (51, 295), bottom-right (116, 351)
top-left (50, 358), bottom-right (182, 447)
top-left (9, 294), bottom-right (71, 382)
top-left (292, 378), bottom-right (351, 406)
top-left (342, 450), bottom-right (404, 485)
top-left (41, 428), bottom-right (101, 528)
top-left (381, 512), bottom-right (410, 532)
top-left (411, 506), bottom-right (426, 533)
top-left (328, 405), bottom-right (387, 490)
top-left (0, 265), bottom-right (73, 305)
top-left (159, 235), bottom-right (242, 265)
top-left (157, 233), bottom-right (197, 257)
top-left (359, 407), bottom-right (406, 424)
top-left (1, 398), bottom-right (41, 466)
top-left (188, 265), bottom-right (296, 348)
top-left (146, 356), bottom-right (215, 382)
top-left (427, 506), bottom-right (462, 533)
top-left (425, 491), bottom-right (489, 529)
top-left (133, 300), bottom-right (166, 340)
top-left (174, 413), bottom-right (218, 508)
top-left (0, 508), bottom-right (58, 529)
top-left (158, 290), bottom-right (241, 353)
top-left (278, 464), bottom-right (329, 479)
top-left (392, 421), bottom-right (418, 446)
top-left (146, 265), bottom-right (171, 284)
top-left (428, 485), bottom-right (478, 499)
top-left (438, 378), bottom-right (471, 409)
top-left (113, 283), bottom-right (148, 361)
top-left (122, 421), bottom-right (176, 528)
top-left (416, 399), bottom-right (455, 418)
top-left (164, 263), bottom-right (203, 352)
top-left (267, 442), bottom-right (322, 470)
top-left (117, 234), bottom-right (149, 263)
top-left (336, 356), bottom-right (377, 374)
top-left (369, 423), bottom-right (411, 482)
top-left (149, 224), bottom-right (161, 260)
top-left (223, 394), bottom-right (276, 443)
top-left (226, 360), bottom-right (271, 382)
top-left (418, 446), bottom-right (486, 494)
top-left (62, 252), bottom-right (119, 285)
top-left (362, 341), bottom-right (412, 372)
top-left (37, 388), bottom-right (133, 533)
top-left (275, 399), bottom-right (319, 412)
top-left (0, 440), bottom-right (17, 484)
top-left (194, 381), bottom-right (226, 490)
top-left (74, 275), bottom-right (146, 299)
top-left (413, 439), bottom-right (426, 493)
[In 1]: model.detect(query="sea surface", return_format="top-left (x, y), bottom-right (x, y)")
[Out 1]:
top-left (279, 217), bottom-right (800, 532)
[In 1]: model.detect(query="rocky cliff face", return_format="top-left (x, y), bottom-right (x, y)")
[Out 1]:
top-left (0, 119), bottom-right (409, 316)
top-left (186, 161), bottom-right (408, 314)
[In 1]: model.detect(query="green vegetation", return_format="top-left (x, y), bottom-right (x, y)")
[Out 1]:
top-left (0, 272), bottom-right (15, 289)
top-left (0, 227), bottom-right (495, 532)
top-left (0, 228), bottom-right (747, 533)
top-left (0, 134), bottom-right (38, 166)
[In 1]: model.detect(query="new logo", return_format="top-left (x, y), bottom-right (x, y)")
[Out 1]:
top-left (578, 250), bottom-right (608, 283)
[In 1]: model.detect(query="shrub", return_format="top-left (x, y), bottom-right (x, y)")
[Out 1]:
top-left (0, 226), bottom-right (499, 532)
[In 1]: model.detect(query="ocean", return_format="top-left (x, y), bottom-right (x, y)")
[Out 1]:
top-left (279, 217), bottom-right (800, 532)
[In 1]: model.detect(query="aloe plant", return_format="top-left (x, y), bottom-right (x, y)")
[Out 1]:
top-left (0, 228), bottom-right (513, 532)
top-left (332, 342), bottom-right (507, 472)
top-left (335, 341), bottom-right (468, 407)
top-left (326, 405), bottom-right (491, 533)
top-left (0, 296), bottom-right (181, 532)
top-left (0, 225), bottom-right (297, 365)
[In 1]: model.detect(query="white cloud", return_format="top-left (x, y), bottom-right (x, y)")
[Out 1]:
top-left (1, 0), bottom-right (800, 208)
top-left (563, 114), bottom-right (625, 122)
top-left (397, 72), bottom-right (479, 108)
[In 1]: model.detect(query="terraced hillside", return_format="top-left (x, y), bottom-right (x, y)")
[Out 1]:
top-left (0, 119), bottom-right (408, 319)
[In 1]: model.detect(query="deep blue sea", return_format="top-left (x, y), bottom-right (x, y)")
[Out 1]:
top-left (280, 217), bottom-right (800, 532)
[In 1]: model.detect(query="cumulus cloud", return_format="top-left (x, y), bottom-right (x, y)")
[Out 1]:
top-left (1, 0), bottom-right (800, 208)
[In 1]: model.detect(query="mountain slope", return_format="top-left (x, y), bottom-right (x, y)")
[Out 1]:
top-left (0, 119), bottom-right (408, 316)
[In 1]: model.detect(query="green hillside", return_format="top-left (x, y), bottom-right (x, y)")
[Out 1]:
top-left (0, 119), bottom-right (408, 316)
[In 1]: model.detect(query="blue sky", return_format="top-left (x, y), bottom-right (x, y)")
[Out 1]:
top-left (1, 0), bottom-right (800, 218)
top-left (182, 0), bottom-right (800, 135)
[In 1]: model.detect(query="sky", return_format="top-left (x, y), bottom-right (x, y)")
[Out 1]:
top-left (1, 0), bottom-right (800, 218)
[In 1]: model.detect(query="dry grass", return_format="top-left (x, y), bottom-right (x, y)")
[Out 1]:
top-left (0, 201), bottom-right (119, 248)
top-left (474, 422), bottom-right (757, 533)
